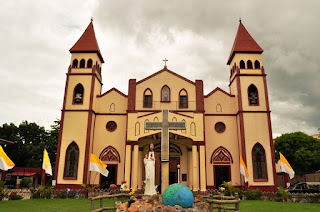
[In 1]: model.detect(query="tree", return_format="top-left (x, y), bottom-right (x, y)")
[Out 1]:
top-left (0, 120), bottom-right (59, 171)
top-left (274, 132), bottom-right (320, 175)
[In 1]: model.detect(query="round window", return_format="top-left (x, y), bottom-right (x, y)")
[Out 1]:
top-left (215, 122), bottom-right (226, 133)
top-left (106, 121), bottom-right (117, 132)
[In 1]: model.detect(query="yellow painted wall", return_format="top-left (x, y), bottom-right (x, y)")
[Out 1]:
top-left (204, 90), bottom-right (237, 114)
top-left (95, 90), bottom-right (128, 113)
top-left (243, 113), bottom-right (274, 185)
top-left (205, 116), bottom-right (241, 187)
top-left (135, 71), bottom-right (196, 111)
top-left (240, 77), bottom-right (267, 111)
top-left (57, 112), bottom-right (89, 184)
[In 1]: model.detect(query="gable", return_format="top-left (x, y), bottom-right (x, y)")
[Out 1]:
top-left (95, 88), bottom-right (127, 113)
top-left (204, 87), bottom-right (237, 114)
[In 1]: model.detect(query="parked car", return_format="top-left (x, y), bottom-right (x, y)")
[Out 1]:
top-left (289, 182), bottom-right (320, 193)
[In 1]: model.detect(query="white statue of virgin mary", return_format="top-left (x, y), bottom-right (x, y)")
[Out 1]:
top-left (144, 143), bottom-right (157, 195)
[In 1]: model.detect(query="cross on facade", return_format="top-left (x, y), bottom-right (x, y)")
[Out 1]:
top-left (145, 109), bottom-right (186, 192)
top-left (145, 109), bottom-right (186, 161)
top-left (163, 58), bottom-right (168, 67)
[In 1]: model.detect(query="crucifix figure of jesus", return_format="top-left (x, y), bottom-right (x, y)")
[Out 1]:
top-left (145, 109), bottom-right (186, 192)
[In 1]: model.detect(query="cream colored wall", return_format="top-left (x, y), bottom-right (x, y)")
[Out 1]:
top-left (243, 113), bottom-right (274, 186)
top-left (95, 90), bottom-right (128, 113)
top-left (90, 114), bottom-right (127, 185)
top-left (57, 112), bottom-right (89, 185)
top-left (135, 71), bottom-right (196, 111)
top-left (205, 116), bottom-right (241, 187)
top-left (204, 91), bottom-right (237, 114)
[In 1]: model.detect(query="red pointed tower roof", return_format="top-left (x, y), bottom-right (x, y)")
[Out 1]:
top-left (227, 20), bottom-right (263, 65)
top-left (70, 20), bottom-right (104, 63)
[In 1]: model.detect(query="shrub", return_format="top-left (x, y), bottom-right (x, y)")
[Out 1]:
top-left (20, 177), bottom-right (32, 188)
top-left (306, 193), bottom-right (320, 203)
top-left (30, 188), bottom-right (41, 199)
top-left (222, 181), bottom-right (235, 196)
top-left (56, 190), bottom-right (68, 199)
top-left (0, 181), bottom-right (9, 200)
top-left (245, 189), bottom-right (262, 200)
top-left (8, 191), bottom-right (23, 200)
top-left (277, 187), bottom-right (290, 202)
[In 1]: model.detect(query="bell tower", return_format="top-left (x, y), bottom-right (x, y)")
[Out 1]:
top-left (54, 20), bottom-right (104, 188)
top-left (228, 20), bottom-right (277, 191)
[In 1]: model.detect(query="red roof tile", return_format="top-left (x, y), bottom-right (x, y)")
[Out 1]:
top-left (70, 21), bottom-right (104, 63)
top-left (227, 21), bottom-right (263, 64)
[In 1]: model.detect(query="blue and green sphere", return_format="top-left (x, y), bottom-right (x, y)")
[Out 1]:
top-left (162, 183), bottom-right (194, 208)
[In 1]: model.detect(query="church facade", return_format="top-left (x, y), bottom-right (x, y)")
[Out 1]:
top-left (54, 20), bottom-right (277, 192)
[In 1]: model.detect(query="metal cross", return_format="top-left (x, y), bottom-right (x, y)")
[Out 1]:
top-left (163, 58), bottom-right (168, 67)
top-left (145, 109), bottom-right (186, 161)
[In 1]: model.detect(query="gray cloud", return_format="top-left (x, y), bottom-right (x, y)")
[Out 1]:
top-left (0, 0), bottom-right (319, 137)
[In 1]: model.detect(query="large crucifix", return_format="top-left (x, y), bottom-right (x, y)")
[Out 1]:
top-left (145, 109), bottom-right (186, 192)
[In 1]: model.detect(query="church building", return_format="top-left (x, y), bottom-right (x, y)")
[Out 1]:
top-left (54, 20), bottom-right (277, 192)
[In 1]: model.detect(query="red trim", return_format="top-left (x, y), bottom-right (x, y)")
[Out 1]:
top-left (96, 113), bottom-right (127, 116)
top-left (136, 67), bottom-right (195, 85)
top-left (205, 113), bottom-right (236, 116)
top-left (54, 66), bottom-right (71, 181)
top-left (137, 111), bottom-right (161, 118)
top-left (170, 111), bottom-right (194, 119)
top-left (63, 141), bottom-right (80, 180)
top-left (143, 88), bottom-right (153, 108)
top-left (160, 85), bottom-right (171, 102)
top-left (67, 72), bottom-right (103, 85)
top-left (192, 141), bottom-right (205, 145)
top-left (229, 73), bottom-right (266, 87)
top-left (72, 83), bottom-right (85, 105)
top-left (262, 66), bottom-right (278, 187)
top-left (195, 80), bottom-right (204, 112)
top-left (210, 146), bottom-right (233, 164)
top-left (83, 68), bottom-right (96, 184)
top-left (178, 89), bottom-right (188, 108)
top-left (213, 165), bottom-right (232, 189)
top-left (128, 79), bottom-right (136, 111)
top-left (248, 84), bottom-right (260, 106)
top-left (1, 171), bottom-right (5, 181)
top-left (97, 87), bottom-right (127, 98)
top-left (252, 143), bottom-right (268, 182)
top-left (205, 87), bottom-right (235, 98)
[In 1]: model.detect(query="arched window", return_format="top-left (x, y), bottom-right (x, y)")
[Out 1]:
top-left (248, 84), bottom-right (259, 105)
top-left (153, 117), bottom-right (159, 122)
top-left (181, 119), bottom-right (186, 134)
top-left (240, 60), bottom-right (245, 69)
top-left (161, 85), bottom-right (170, 102)
top-left (254, 60), bottom-right (260, 69)
top-left (144, 119), bottom-right (149, 133)
top-left (216, 104), bottom-right (222, 112)
top-left (179, 89), bottom-right (188, 108)
top-left (109, 103), bottom-right (115, 112)
top-left (99, 146), bottom-right (121, 163)
top-left (80, 59), bottom-right (85, 68)
top-left (64, 141), bottom-right (79, 179)
top-left (190, 122), bottom-right (196, 136)
top-left (247, 60), bottom-right (253, 69)
top-left (73, 83), bottom-right (84, 104)
top-left (72, 59), bottom-right (78, 68)
top-left (87, 59), bottom-right (93, 68)
top-left (135, 122), bottom-right (140, 136)
top-left (252, 143), bottom-right (267, 180)
top-left (143, 89), bottom-right (152, 108)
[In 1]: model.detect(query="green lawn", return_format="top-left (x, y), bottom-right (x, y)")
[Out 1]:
top-left (0, 199), bottom-right (319, 212)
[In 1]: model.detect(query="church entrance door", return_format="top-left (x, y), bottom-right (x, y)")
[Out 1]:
top-left (169, 157), bottom-right (180, 185)
top-left (100, 165), bottom-right (117, 190)
top-left (214, 166), bottom-right (230, 188)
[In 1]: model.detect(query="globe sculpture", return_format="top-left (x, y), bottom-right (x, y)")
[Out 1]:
top-left (162, 183), bottom-right (194, 208)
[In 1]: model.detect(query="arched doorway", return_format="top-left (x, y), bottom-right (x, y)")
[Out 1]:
top-left (99, 146), bottom-right (120, 189)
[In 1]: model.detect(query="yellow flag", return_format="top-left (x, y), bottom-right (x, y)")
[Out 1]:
top-left (0, 145), bottom-right (15, 171)
top-left (279, 152), bottom-right (295, 179)
top-left (89, 153), bottom-right (109, 177)
top-left (240, 155), bottom-right (249, 183)
top-left (42, 149), bottom-right (52, 176)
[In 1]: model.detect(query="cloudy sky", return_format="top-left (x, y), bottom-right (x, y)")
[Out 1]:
top-left (0, 0), bottom-right (319, 137)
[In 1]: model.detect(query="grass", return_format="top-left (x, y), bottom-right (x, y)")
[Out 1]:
top-left (0, 199), bottom-right (319, 212)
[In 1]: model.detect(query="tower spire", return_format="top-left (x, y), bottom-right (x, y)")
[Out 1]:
top-left (70, 21), bottom-right (104, 63)
top-left (227, 21), bottom-right (263, 65)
